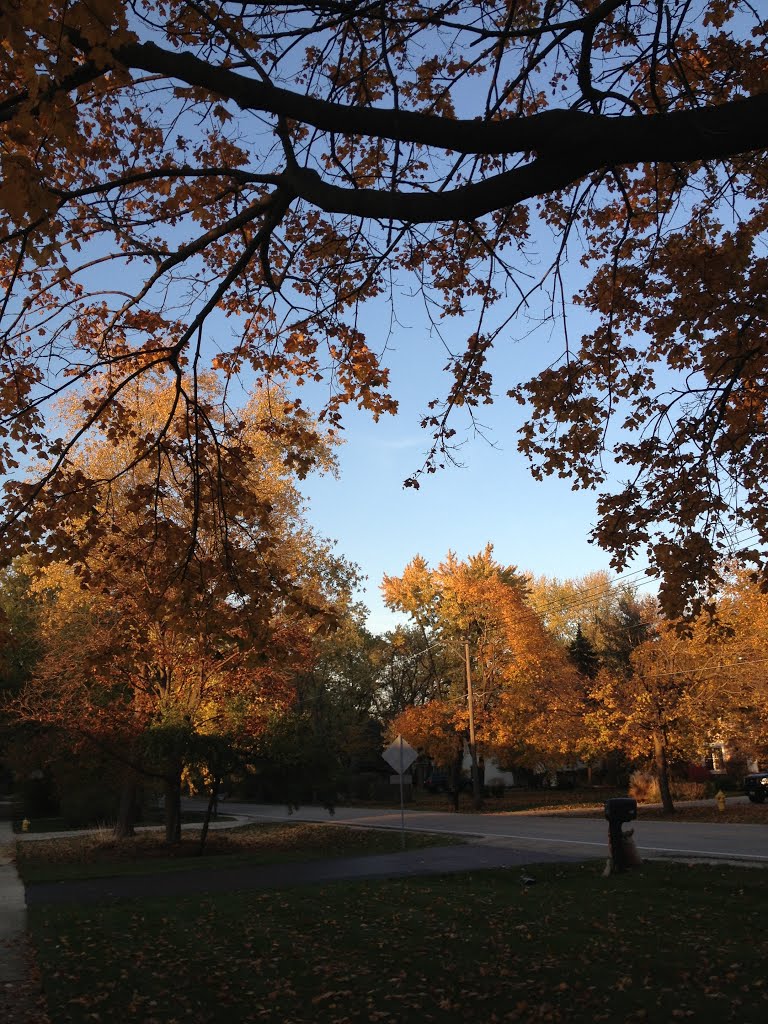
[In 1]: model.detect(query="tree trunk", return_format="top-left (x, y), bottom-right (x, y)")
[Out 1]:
top-left (114, 773), bottom-right (138, 839)
top-left (164, 771), bottom-right (182, 844)
top-left (197, 776), bottom-right (220, 856)
top-left (469, 743), bottom-right (483, 810)
top-left (653, 730), bottom-right (675, 814)
top-left (448, 749), bottom-right (463, 812)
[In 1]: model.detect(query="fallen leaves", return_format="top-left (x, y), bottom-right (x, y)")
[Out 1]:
top-left (23, 862), bottom-right (768, 1023)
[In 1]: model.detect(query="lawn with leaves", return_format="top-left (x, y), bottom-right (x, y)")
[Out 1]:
top-left (28, 861), bottom-right (768, 1023)
top-left (399, 789), bottom-right (767, 822)
top-left (368, 787), bottom-right (629, 814)
top-left (15, 822), bottom-right (461, 883)
top-left (638, 803), bottom-right (768, 824)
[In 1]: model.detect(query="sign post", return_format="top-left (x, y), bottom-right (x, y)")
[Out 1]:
top-left (382, 735), bottom-right (418, 849)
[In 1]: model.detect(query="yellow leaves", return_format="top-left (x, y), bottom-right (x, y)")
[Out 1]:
top-left (384, 547), bottom-right (584, 761)
top-left (0, 0), bottom-right (766, 628)
top-left (390, 700), bottom-right (464, 765)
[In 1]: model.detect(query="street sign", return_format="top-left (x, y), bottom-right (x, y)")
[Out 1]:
top-left (382, 735), bottom-right (418, 774)
top-left (382, 735), bottom-right (418, 850)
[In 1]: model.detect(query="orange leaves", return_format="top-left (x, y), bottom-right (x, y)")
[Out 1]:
top-left (1, 0), bottom-right (768, 618)
top-left (390, 700), bottom-right (464, 765)
top-left (7, 375), bottom-right (352, 777)
top-left (384, 546), bottom-right (583, 763)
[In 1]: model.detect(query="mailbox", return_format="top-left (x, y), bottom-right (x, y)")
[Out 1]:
top-left (604, 798), bottom-right (637, 824)
top-left (604, 798), bottom-right (638, 873)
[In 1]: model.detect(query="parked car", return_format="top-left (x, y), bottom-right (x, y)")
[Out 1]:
top-left (744, 772), bottom-right (768, 803)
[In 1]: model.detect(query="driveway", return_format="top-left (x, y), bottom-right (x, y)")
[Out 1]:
top-left (208, 799), bottom-right (768, 864)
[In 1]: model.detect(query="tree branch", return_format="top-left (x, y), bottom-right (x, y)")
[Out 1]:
top-left (116, 39), bottom-right (768, 165)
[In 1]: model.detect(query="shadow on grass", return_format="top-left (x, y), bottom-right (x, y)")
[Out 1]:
top-left (28, 860), bottom-right (768, 1024)
top-left (16, 822), bottom-right (465, 883)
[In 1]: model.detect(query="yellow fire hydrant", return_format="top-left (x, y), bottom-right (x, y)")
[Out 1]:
top-left (715, 790), bottom-right (726, 813)
top-left (21, 818), bottom-right (30, 832)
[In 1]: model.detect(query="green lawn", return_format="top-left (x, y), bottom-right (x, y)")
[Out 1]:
top-left (16, 821), bottom-right (463, 883)
top-left (28, 861), bottom-right (768, 1023)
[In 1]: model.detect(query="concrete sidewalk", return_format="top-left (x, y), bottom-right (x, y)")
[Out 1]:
top-left (24, 841), bottom-right (588, 906)
top-left (0, 818), bottom-right (27, 985)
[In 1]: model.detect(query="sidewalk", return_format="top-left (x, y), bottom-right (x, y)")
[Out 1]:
top-left (0, 819), bottom-right (27, 985)
top-left (23, 841), bottom-right (588, 907)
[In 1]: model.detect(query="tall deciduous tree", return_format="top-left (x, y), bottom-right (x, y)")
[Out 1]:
top-left (1, 3), bottom-right (768, 611)
top-left (528, 572), bottom-right (637, 655)
top-left (384, 547), bottom-right (583, 793)
top-left (698, 568), bottom-right (768, 768)
top-left (587, 594), bottom-right (734, 813)
top-left (9, 378), bottom-right (351, 840)
top-left (374, 625), bottom-right (452, 721)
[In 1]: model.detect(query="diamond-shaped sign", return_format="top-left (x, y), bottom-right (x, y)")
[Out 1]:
top-left (382, 735), bottom-right (418, 774)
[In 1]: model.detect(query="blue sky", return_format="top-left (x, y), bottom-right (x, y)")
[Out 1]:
top-left (299, 286), bottom-right (633, 635)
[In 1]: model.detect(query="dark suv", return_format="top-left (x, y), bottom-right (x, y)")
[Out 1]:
top-left (744, 772), bottom-right (768, 803)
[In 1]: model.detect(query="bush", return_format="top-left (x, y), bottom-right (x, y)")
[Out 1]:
top-left (338, 771), bottom-right (386, 801)
top-left (628, 771), bottom-right (657, 803)
top-left (671, 781), bottom-right (710, 801)
top-left (58, 781), bottom-right (121, 827)
top-left (52, 757), bottom-right (123, 826)
top-left (18, 771), bottom-right (58, 817)
top-left (629, 772), bottom-right (710, 803)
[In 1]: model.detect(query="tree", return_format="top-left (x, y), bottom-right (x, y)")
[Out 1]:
top-left (0, 559), bottom-right (40, 698)
top-left (528, 572), bottom-right (635, 654)
top-left (390, 698), bottom-right (468, 809)
top-left (283, 604), bottom-right (390, 796)
top-left (384, 546), bottom-right (584, 797)
top-left (2, 3), bottom-right (768, 612)
top-left (696, 568), bottom-right (768, 768)
top-left (588, 599), bottom-right (733, 813)
top-left (373, 625), bottom-right (451, 721)
top-left (568, 625), bottom-right (600, 680)
top-left (0, 559), bottom-right (42, 791)
top-left (8, 378), bottom-right (351, 841)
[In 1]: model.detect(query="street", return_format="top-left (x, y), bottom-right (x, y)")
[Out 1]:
top-left (212, 799), bottom-right (768, 864)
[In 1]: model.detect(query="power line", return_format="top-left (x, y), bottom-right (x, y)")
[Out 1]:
top-left (527, 529), bottom-right (766, 629)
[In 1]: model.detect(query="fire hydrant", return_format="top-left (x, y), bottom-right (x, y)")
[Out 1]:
top-left (21, 818), bottom-right (30, 832)
top-left (716, 790), bottom-right (726, 813)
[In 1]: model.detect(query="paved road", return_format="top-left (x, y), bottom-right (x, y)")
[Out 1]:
top-left (209, 799), bottom-right (768, 864)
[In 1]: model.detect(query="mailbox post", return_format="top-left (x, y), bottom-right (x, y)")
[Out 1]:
top-left (604, 797), bottom-right (638, 873)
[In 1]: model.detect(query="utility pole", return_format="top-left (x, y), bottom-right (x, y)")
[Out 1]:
top-left (464, 640), bottom-right (482, 809)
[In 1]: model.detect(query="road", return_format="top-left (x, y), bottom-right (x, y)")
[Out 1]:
top-left (211, 799), bottom-right (768, 864)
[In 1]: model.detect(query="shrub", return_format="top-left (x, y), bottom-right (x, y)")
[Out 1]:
top-left (629, 772), bottom-right (710, 803)
top-left (58, 781), bottom-right (120, 827)
top-left (671, 781), bottom-right (710, 801)
top-left (18, 772), bottom-right (58, 817)
top-left (52, 757), bottom-right (123, 826)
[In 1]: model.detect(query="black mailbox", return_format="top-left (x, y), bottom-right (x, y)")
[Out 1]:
top-left (604, 798), bottom-right (637, 823)
top-left (605, 798), bottom-right (638, 873)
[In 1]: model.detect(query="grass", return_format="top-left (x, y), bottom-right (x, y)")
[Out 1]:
top-left (15, 821), bottom-right (464, 883)
top-left (357, 786), bottom-right (630, 814)
top-left (26, 860), bottom-right (768, 1023)
top-left (347, 786), bottom-right (768, 822)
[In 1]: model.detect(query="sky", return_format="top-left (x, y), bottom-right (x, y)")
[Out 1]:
top-left (297, 286), bottom-right (645, 635)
